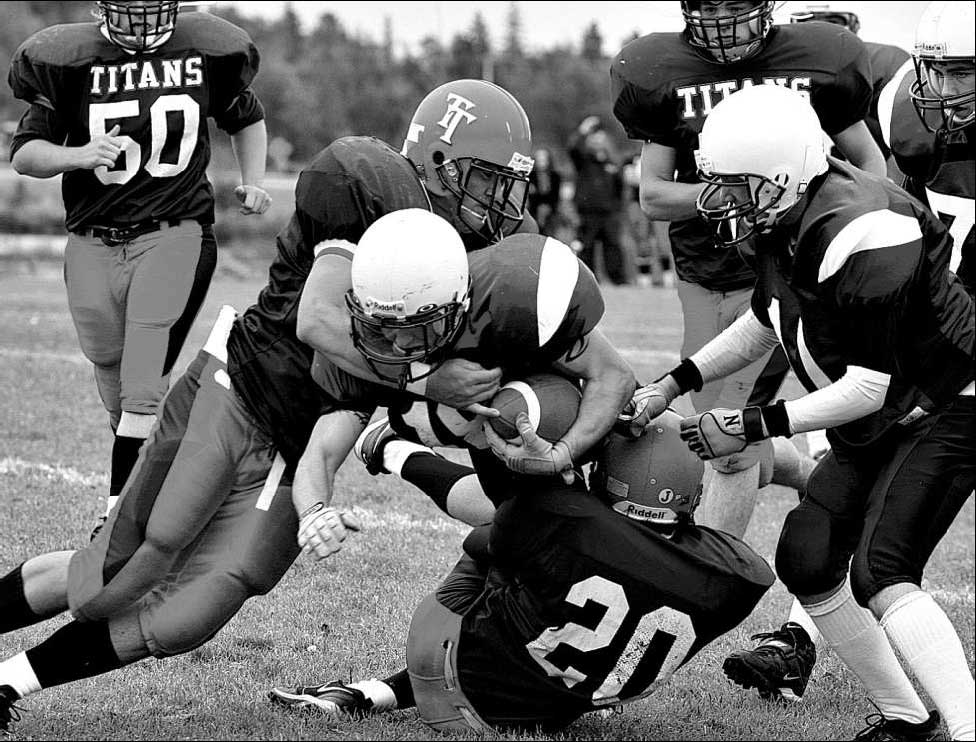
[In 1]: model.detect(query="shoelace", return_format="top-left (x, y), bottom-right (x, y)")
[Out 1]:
top-left (747, 630), bottom-right (794, 658)
top-left (853, 712), bottom-right (888, 740)
top-left (1, 699), bottom-right (24, 736)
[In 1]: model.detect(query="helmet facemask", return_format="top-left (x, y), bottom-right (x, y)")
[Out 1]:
top-left (98, 0), bottom-right (179, 53)
top-left (910, 58), bottom-right (976, 134)
top-left (682, 1), bottom-right (775, 64)
top-left (696, 169), bottom-right (789, 245)
top-left (435, 155), bottom-right (532, 244)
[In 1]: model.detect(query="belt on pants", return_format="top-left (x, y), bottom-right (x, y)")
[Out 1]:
top-left (75, 219), bottom-right (186, 246)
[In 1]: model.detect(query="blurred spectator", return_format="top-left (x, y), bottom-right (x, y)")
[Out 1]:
top-left (567, 116), bottom-right (631, 285)
top-left (527, 147), bottom-right (562, 235)
top-left (622, 153), bottom-right (673, 287)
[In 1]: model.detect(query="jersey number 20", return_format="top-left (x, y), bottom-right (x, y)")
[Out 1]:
top-left (89, 95), bottom-right (199, 186)
top-left (525, 575), bottom-right (696, 706)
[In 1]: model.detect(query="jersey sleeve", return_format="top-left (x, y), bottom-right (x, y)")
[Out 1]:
top-left (810, 28), bottom-right (873, 135)
top-left (203, 26), bottom-right (262, 123)
top-left (9, 101), bottom-right (67, 157)
top-left (610, 39), bottom-right (680, 146)
top-left (309, 352), bottom-right (382, 415)
top-left (212, 87), bottom-right (264, 134)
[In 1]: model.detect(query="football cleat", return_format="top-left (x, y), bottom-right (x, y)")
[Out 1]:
top-left (722, 621), bottom-right (817, 702)
top-left (0, 685), bottom-right (24, 734)
top-left (853, 710), bottom-right (945, 741)
top-left (268, 680), bottom-right (373, 717)
top-left (354, 418), bottom-right (398, 476)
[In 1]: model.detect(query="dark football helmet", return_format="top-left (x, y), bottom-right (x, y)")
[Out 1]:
top-left (591, 410), bottom-right (704, 528)
top-left (681, 1), bottom-right (776, 64)
top-left (97, 0), bottom-right (180, 53)
top-left (401, 79), bottom-right (534, 245)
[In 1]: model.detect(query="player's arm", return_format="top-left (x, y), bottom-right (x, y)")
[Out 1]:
top-left (10, 102), bottom-right (121, 179)
top-left (292, 408), bottom-right (367, 561)
top-left (638, 142), bottom-right (706, 221)
top-left (230, 119), bottom-right (271, 215)
top-left (832, 120), bottom-right (887, 177)
top-left (296, 246), bottom-right (501, 411)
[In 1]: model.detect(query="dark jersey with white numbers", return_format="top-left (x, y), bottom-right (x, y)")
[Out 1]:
top-left (881, 63), bottom-right (975, 296)
top-left (751, 158), bottom-right (974, 449)
top-left (455, 486), bottom-right (774, 730)
top-left (227, 136), bottom-right (430, 465)
top-left (611, 22), bottom-right (872, 291)
top-left (8, 12), bottom-right (263, 231)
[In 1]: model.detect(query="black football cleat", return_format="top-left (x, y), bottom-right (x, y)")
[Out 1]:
top-left (354, 418), bottom-right (398, 476)
top-left (0, 685), bottom-right (23, 734)
top-left (268, 680), bottom-right (374, 718)
top-left (853, 710), bottom-right (945, 741)
top-left (723, 621), bottom-right (817, 702)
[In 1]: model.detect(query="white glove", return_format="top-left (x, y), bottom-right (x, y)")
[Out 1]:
top-left (483, 412), bottom-right (575, 484)
top-left (616, 375), bottom-right (681, 437)
top-left (297, 502), bottom-right (362, 561)
top-left (679, 408), bottom-right (751, 460)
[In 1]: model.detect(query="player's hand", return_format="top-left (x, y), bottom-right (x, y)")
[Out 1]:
top-left (679, 408), bottom-right (750, 461)
top-left (76, 124), bottom-right (124, 170)
top-left (615, 375), bottom-right (680, 438)
top-left (426, 358), bottom-right (502, 418)
top-left (297, 502), bottom-right (361, 561)
top-left (235, 184), bottom-right (272, 215)
top-left (484, 412), bottom-right (575, 484)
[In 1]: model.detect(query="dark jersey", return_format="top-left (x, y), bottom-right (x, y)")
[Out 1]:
top-left (881, 62), bottom-right (975, 296)
top-left (611, 22), bottom-right (872, 291)
top-left (751, 158), bottom-right (975, 449)
top-left (227, 136), bottom-right (431, 465)
top-left (863, 42), bottom-right (911, 160)
top-left (455, 487), bottom-right (774, 729)
top-left (8, 13), bottom-right (262, 231)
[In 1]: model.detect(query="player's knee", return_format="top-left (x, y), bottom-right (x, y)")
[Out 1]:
top-left (708, 441), bottom-right (767, 476)
top-left (776, 503), bottom-right (847, 597)
top-left (147, 573), bottom-right (250, 657)
top-left (849, 560), bottom-right (879, 608)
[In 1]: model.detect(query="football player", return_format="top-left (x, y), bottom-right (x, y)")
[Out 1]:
top-left (0, 80), bottom-right (553, 733)
top-left (622, 84), bottom-right (974, 740)
top-left (268, 411), bottom-right (775, 734)
top-left (879, 0), bottom-right (974, 297)
top-left (609, 0), bottom-right (888, 700)
top-left (788, 5), bottom-right (911, 173)
top-left (7, 1), bottom-right (272, 537)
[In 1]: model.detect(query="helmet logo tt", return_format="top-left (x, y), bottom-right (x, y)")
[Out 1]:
top-left (437, 94), bottom-right (478, 144)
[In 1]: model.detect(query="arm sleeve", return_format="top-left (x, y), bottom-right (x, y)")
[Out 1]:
top-left (783, 366), bottom-right (889, 434)
top-left (9, 101), bottom-right (67, 157)
top-left (689, 309), bottom-right (781, 385)
top-left (213, 87), bottom-right (265, 134)
top-left (812, 31), bottom-right (873, 135)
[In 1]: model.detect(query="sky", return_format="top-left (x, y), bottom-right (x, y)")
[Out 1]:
top-left (222, 1), bottom-right (932, 55)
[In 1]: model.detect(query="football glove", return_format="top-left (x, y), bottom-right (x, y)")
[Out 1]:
top-left (297, 502), bottom-right (361, 561)
top-left (680, 408), bottom-right (755, 460)
top-left (616, 375), bottom-right (682, 437)
top-left (484, 412), bottom-right (575, 484)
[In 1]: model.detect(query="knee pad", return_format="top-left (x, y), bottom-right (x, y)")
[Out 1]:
top-left (776, 500), bottom-right (851, 597)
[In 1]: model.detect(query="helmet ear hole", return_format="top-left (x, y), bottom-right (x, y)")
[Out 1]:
top-left (432, 150), bottom-right (446, 166)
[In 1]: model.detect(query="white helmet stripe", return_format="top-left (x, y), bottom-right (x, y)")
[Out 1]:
top-left (537, 237), bottom-right (580, 347)
top-left (499, 381), bottom-right (541, 431)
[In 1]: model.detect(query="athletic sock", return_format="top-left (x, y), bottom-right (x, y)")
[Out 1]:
top-left (382, 440), bottom-right (436, 478)
top-left (24, 620), bottom-right (123, 689)
top-left (0, 564), bottom-right (46, 634)
top-left (349, 678), bottom-right (398, 711)
top-left (803, 583), bottom-right (928, 724)
top-left (787, 598), bottom-right (824, 649)
top-left (380, 668), bottom-right (415, 709)
top-left (881, 590), bottom-right (976, 741)
top-left (108, 434), bottom-right (145, 514)
top-left (0, 653), bottom-right (41, 699)
top-left (397, 450), bottom-right (477, 514)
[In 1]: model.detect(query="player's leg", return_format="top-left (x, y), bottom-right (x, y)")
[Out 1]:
top-left (774, 451), bottom-right (936, 731)
top-left (109, 223), bottom-right (217, 524)
top-left (851, 400), bottom-right (976, 741)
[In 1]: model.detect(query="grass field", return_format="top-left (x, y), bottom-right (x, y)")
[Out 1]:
top-left (0, 260), bottom-right (972, 741)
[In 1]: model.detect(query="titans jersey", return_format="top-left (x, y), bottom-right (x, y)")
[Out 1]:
top-left (611, 22), bottom-right (871, 291)
top-left (456, 487), bottom-right (774, 729)
top-left (8, 13), bottom-right (263, 232)
top-left (752, 158), bottom-right (975, 449)
top-left (880, 61), bottom-right (975, 296)
top-left (228, 136), bottom-right (431, 465)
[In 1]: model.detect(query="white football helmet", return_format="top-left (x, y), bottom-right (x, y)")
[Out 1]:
top-left (346, 209), bottom-right (470, 385)
top-left (911, 1), bottom-right (976, 133)
top-left (694, 85), bottom-right (828, 246)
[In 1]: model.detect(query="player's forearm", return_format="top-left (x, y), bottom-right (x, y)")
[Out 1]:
top-left (689, 309), bottom-right (781, 385)
top-left (639, 177), bottom-right (704, 222)
top-left (11, 138), bottom-right (84, 178)
top-left (562, 356), bottom-right (637, 462)
top-left (292, 410), bottom-right (366, 515)
top-left (230, 119), bottom-right (267, 187)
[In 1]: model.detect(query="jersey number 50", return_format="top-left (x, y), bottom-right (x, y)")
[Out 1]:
top-left (89, 95), bottom-right (199, 186)
top-left (525, 575), bottom-right (697, 706)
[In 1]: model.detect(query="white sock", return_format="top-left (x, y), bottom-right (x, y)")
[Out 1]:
top-left (383, 440), bottom-right (435, 478)
top-left (881, 591), bottom-right (975, 741)
top-left (804, 583), bottom-right (928, 724)
top-left (787, 598), bottom-right (824, 649)
top-left (348, 678), bottom-right (397, 711)
top-left (0, 652), bottom-right (42, 699)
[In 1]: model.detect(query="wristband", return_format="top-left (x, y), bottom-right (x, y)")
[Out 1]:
top-left (741, 407), bottom-right (768, 442)
top-left (665, 358), bottom-right (704, 394)
top-left (760, 400), bottom-right (792, 438)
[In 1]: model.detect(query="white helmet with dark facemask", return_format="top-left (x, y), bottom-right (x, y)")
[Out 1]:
top-left (346, 209), bottom-right (470, 387)
top-left (694, 85), bottom-right (828, 247)
top-left (911, 1), bottom-right (976, 133)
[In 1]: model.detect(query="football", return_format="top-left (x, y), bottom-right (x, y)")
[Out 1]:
top-left (488, 373), bottom-right (582, 442)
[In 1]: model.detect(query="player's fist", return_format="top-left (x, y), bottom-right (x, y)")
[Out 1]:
top-left (235, 184), bottom-right (272, 215)
top-left (616, 375), bottom-right (680, 438)
top-left (297, 502), bottom-right (361, 561)
top-left (426, 358), bottom-right (502, 417)
top-left (76, 124), bottom-right (124, 170)
top-left (679, 408), bottom-right (749, 460)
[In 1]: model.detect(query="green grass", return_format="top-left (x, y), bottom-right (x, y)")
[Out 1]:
top-left (1, 262), bottom-right (972, 741)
